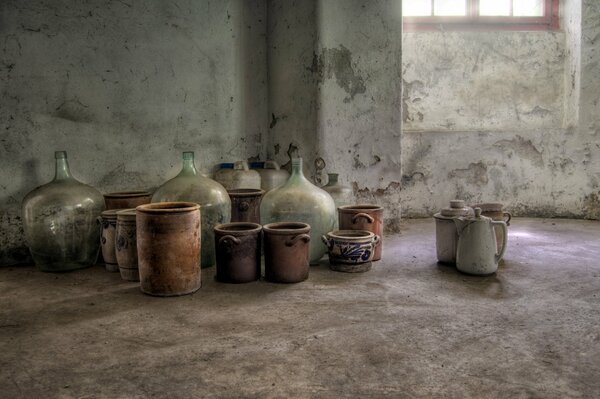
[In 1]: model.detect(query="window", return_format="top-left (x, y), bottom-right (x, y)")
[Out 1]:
top-left (403, 0), bottom-right (559, 31)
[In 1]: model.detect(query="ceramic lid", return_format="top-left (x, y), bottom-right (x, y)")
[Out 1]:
top-left (436, 199), bottom-right (471, 218)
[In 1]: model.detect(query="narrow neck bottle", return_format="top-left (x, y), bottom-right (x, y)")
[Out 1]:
top-left (178, 152), bottom-right (198, 177)
top-left (290, 158), bottom-right (308, 184)
top-left (54, 151), bottom-right (73, 181)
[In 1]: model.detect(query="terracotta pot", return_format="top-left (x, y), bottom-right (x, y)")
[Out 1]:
top-left (115, 208), bottom-right (139, 281)
top-left (99, 210), bottom-right (119, 272)
top-left (136, 202), bottom-right (201, 296)
top-left (472, 202), bottom-right (512, 253)
top-left (263, 222), bottom-right (310, 283)
top-left (338, 205), bottom-right (384, 261)
top-left (322, 230), bottom-right (380, 273)
top-left (214, 223), bottom-right (262, 283)
top-left (103, 191), bottom-right (151, 210)
top-left (228, 189), bottom-right (264, 224)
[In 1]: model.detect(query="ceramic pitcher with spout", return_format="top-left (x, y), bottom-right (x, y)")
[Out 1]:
top-left (454, 208), bottom-right (508, 275)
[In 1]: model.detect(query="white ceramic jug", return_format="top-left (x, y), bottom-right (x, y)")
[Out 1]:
top-left (454, 208), bottom-right (508, 275)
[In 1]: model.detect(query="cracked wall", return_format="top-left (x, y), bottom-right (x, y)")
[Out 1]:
top-left (401, 1), bottom-right (599, 219)
top-left (0, 0), bottom-right (268, 265)
top-left (267, 0), bottom-right (403, 228)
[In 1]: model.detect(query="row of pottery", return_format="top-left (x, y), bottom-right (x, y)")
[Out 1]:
top-left (434, 200), bottom-right (510, 275)
top-left (20, 151), bottom-right (374, 275)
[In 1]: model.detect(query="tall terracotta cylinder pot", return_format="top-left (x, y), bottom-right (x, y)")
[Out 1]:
top-left (136, 202), bottom-right (201, 296)
top-left (104, 191), bottom-right (151, 210)
top-left (338, 205), bottom-right (384, 261)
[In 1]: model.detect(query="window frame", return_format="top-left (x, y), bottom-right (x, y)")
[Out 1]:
top-left (403, 0), bottom-right (560, 32)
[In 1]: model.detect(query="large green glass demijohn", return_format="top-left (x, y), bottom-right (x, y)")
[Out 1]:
top-left (22, 151), bottom-right (105, 272)
top-left (152, 151), bottom-right (231, 268)
top-left (260, 157), bottom-right (336, 264)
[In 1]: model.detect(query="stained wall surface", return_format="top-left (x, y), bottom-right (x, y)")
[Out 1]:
top-left (267, 0), bottom-right (403, 228)
top-left (0, 0), bottom-right (268, 265)
top-left (400, 2), bottom-right (599, 218)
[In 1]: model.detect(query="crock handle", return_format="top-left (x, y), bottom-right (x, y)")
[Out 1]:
top-left (219, 235), bottom-right (241, 247)
top-left (372, 235), bottom-right (381, 247)
top-left (321, 235), bottom-right (333, 250)
top-left (352, 212), bottom-right (374, 224)
top-left (286, 234), bottom-right (311, 246)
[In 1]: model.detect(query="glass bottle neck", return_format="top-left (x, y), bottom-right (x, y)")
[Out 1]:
top-left (178, 155), bottom-right (198, 177)
top-left (54, 157), bottom-right (73, 180)
top-left (290, 158), bottom-right (307, 182)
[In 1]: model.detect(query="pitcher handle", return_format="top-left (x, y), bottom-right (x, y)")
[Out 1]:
top-left (503, 211), bottom-right (512, 226)
top-left (352, 212), bottom-right (374, 224)
top-left (286, 234), bottom-right (311, 246)
top-left (492, 221), bottom-right (508, 263)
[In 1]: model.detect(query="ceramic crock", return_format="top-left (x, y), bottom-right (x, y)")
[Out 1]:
top-left (136, 202), bottom-right (201, 296)
top-left (228, 189), bottom-right (264, 224)
top-left (99, 209), bottom-right (119, 272)
top-left (263, 222), bottom-right (311, 283)
top-left (338, 205), bottom-right (384, 261)
top-left (322, 230), bottom-right (380, 273)
top-left (214, 222), bottom-right (262, 283)
top-left (103, 191), bottom-right (151, 210)
top-left (115, 208), bottom-right (139, 281)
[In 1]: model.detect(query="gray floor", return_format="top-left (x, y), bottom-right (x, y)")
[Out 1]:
top-left (1, 218), bottom-right (599, 398)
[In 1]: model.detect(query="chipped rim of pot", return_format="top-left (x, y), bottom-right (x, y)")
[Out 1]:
top-left (136, 202), bottom-right (200, 214)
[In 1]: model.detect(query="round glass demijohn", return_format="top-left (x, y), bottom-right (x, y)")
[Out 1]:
top-left (21, 151), bottom-right (105, 272)
top-left (151, 151), bottom-right (231, 268)
top-left (260, 157), bottom-right (336, 264)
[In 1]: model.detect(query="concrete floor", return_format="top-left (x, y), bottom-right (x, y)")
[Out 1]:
top-left (1, 218), bottom-right (599, 398)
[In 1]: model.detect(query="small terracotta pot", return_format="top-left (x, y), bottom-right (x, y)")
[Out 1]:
top-left (338, 205), bottom-right (384, 261)
top-left (104, 191), bottom-right (151, 210)
top-left (115, 208), bottom-right (139, 281)
top-left (214, 222), bottom-right (262, 283)
top-left (136, 202), bottom-right (201, 296)
top-left (472, 203), bottom-right (512, 253)
top-left (228, 189), bottom-right (265, 224)
top-left (263, 222), bottom-right (310, 283)
top-left (99, 210), bottom-right (119, 272)
top-left (322, 230), bottom-right (380, 273)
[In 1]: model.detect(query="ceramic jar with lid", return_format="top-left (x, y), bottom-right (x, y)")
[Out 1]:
top-left (322, 173), bottom-right (353, 209)
top-left (433, 200), bottom-right (472, 264)
top-left (254, 160), bottom-right (290, 192)
top-left (216, 161), bottom-right (261, 190)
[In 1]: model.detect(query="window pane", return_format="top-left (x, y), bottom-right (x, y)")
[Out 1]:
top-left (514, 0), bottom-right (544, 16)
top-left (434, 0), bottom-right (467, 16)
top-left (479, 0), bottom-right (510, 16)
top-left (403, 0), bottom-right (432, 16)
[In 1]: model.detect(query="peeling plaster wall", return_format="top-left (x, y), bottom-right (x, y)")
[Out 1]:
top-left (267, 0), bottom-right (403, 229)
top-left (401, 8), bottom-right (599, 219)
top-left (0, 0), bottom-right (268, 265)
